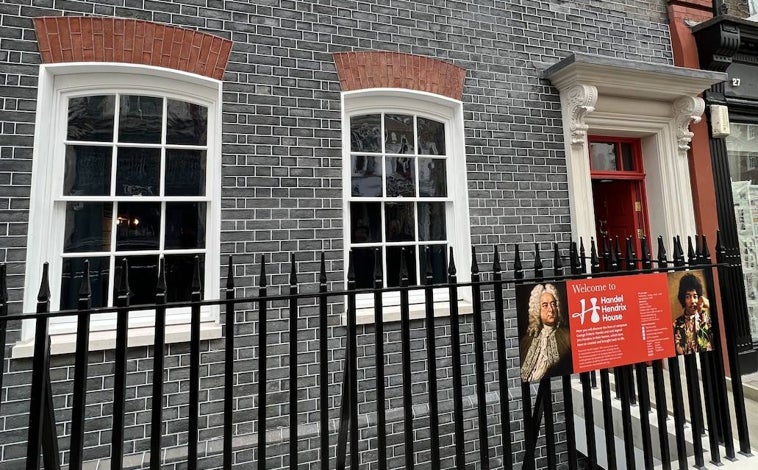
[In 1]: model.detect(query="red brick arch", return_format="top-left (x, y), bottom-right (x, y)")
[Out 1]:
top-left (33, 17), bottom-right (232, 80)
top-left (333, 51), bottom-right (466, 100)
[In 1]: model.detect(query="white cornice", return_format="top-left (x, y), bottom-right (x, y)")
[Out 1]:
top-left (544, 53), bottom-right (726, 101)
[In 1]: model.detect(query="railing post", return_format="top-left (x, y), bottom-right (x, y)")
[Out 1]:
top-left (702, 235), bottom-right (735, 459)
top-left (577, 239), bottom-right (598, 470)
top-left (447, 248), bottom-right (466, 468)
top-left (399, 249), bottom-right (415, 470)
top-left (664, 238), bottom-right (689, 470)
top-left (224, 256), bottom-right (236, 470)
top-left (112, 259), bottom-right (130, 470)
top-left (188, 256), bottom-right (202, 470)
top-left (318, 253), bottom-right (330, 470)
top-left (150, 259), bottom-right (167, 469)
top-left (695, 236), bottom-right (725, 466)
top-left (0, 264), bottom-right (7, 403)
top-left (679, 238), bottom-right (706, 470)
top-left (492, 246), bottom-right (512, 470)
top-left (289, 254), bottom-right (299, 470)
top-left (347, 252), bottom-right (358, 470)
top-left (257, 255), bottom-right (268, 470)
top-left (27, 263), bottom-right (57, 470)
top-left (70, 261), bottom-right (92, 470)
top-left (470, 247), bottom-right (489, 470)
top-left (373, 248), bottom-right (388, 470)
top-left (563, 243), bottom-right (578, 470)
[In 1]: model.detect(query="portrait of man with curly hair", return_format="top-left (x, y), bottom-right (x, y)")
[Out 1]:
top-left (672, 272), bottom-right (713, 355)
top-left (519, 283), bottom-right (573, 382)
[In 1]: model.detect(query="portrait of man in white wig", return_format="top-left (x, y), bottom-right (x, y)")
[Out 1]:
top-left (519, 283), bottom-right (573, 382)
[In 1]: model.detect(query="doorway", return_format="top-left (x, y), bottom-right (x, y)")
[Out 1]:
top-left (589, 136), bottom-right (650, 258)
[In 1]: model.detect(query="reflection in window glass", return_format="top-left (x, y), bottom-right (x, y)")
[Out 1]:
top-left (165, 202), bottom-right (206, 250)
top-left (116, 202), bottom-right (161, 251)
top-left (419, 158), bottom-right (446, 197)
top-left (350, 114), bottom-right (381, 152)
top-left (351, 202), bottom-right (381, 243)
top-left (351, 155), bottom-right (382, 197)
top-left (385, 114), bottom-right (413, 154)
top-left (64, 146), bottom-right (112, 196)
top-left (67, 95), bottom-right (115, 142)
top-left (61, 93), bottom-right (210, 306)
top-left (64, 202), bottom-right (112, 253)
top-left (348, 112), bottom-right (449, 286)
top-left (167, 99), bottom-right (207, 145)
top-left (60, 257), bottom-right (110, 310)
top-left (418, 117), bottom-right (445, 155)
top-left (113, 255), bottom-right (159, 305)
top-left (116, 147), bottom-right (160, 196)
top-left (119, 95), bottom-right (163, 143)
top-left (726, 122), bottom-right (758, 342)
top-left (590, 142), bottom-right (616, 171)
top-left (165, 254), bottom-right (205, 302)
top-left (166, 150), bottom-right (206, 196)
top-left (621, 143), bottom-right (635, 171)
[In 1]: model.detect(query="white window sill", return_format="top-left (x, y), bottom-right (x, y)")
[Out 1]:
top-left (344, 300), bottom-right (474, 326)
top-left (11, 320), bottom-right (223, 358)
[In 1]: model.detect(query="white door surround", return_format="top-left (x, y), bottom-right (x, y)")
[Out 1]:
top-left (543, 53), bottom-right (727, 248)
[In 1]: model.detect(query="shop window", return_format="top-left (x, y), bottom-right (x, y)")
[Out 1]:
top-left (726, 122), bottom-right (758, 342)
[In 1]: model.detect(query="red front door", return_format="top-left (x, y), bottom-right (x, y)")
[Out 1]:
top-left (589, 137), bottom-right (650, 259)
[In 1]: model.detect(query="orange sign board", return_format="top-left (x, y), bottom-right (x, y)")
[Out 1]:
top-left (566, 273), bottom-right (675, 373)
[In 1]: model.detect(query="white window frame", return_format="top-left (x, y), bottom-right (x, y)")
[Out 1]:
top-left (341, 89), bottom-right (472, 324)
top-left (17, 63), bottom-right (222, 356)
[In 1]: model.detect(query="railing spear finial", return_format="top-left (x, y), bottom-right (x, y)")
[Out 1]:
top-left (657, 236), bottom-right (668, 268)
top-left (514, 244), bottom-right (523, 280)
top-left (471, 246), bottom-right (479, 276)
top-left (641, 237), bottom-right (652, 270)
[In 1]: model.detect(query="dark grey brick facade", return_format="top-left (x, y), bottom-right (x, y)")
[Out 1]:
top-left (0, 0), bottom-right (673, 468)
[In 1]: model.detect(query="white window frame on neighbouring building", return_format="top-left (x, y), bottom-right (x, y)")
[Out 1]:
top-left (17, 63), bottom-right (222, 356)
top-left (341, 89), bottom-right (472, 324)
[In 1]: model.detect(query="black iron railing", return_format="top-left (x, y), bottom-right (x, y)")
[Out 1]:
top-left (0, 233), bottom-right (753, 469)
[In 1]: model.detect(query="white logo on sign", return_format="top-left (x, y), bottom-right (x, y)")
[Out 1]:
top-left (572, 297), bottom-right (600, 325)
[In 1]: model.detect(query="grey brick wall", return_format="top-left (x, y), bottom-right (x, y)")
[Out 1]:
top-left (0, 0), bottom-right (673, 468)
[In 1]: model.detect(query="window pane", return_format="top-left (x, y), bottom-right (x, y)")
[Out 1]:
top-left (166, 149), bottom-right (206, 196)
top-left (60, 257), bottom-right (110, 310)
top-left (67, 95), bottom-right (115, 142)
top-left (418, 158), bottom-right (447, 197)
top-left (620, 142), bottom-right (635, 171)
top-left (386, 246), bottom-right (417, 287)
top-left (64, 202), bottom-right (113, 253)
top-left (116, 202), bottom-right (160, 251)
top-left (350, 202), bottom-right (381, 243)
top-left (419, 245), bottom-right (447, 284)
top-left (418, 117), bottom-right (445, 155)
top-left (385, 114), bottom-right (414, 154)
top-left (350, 114), bottom-right (381, 152)
top-left (64, 145), bottom-right (112, 196)
top-left (590, 142), bottom-right (616, 171)
top-left (351, 155), bottom-right (382, 197)
top-left (165, 254), bottom-right (204, 302)
top-left (165, 202), bottom-right (206, 249)
top-left (113, 255), bottom-right (158, 305)
top-left (352, 248), bottom-right (376, 289)
top-left (119, 95), bottom-right (163, 143)
top-left (166, 99), bottom-right (207, 145)
top-left (385, 202), bottom-right (415, 242)
top-left (116, 147), bottom-right (160, 196)
top-left (386, 157), bottom-right (415, 197)
top-left (418, 202), bottom-right (446, 241)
